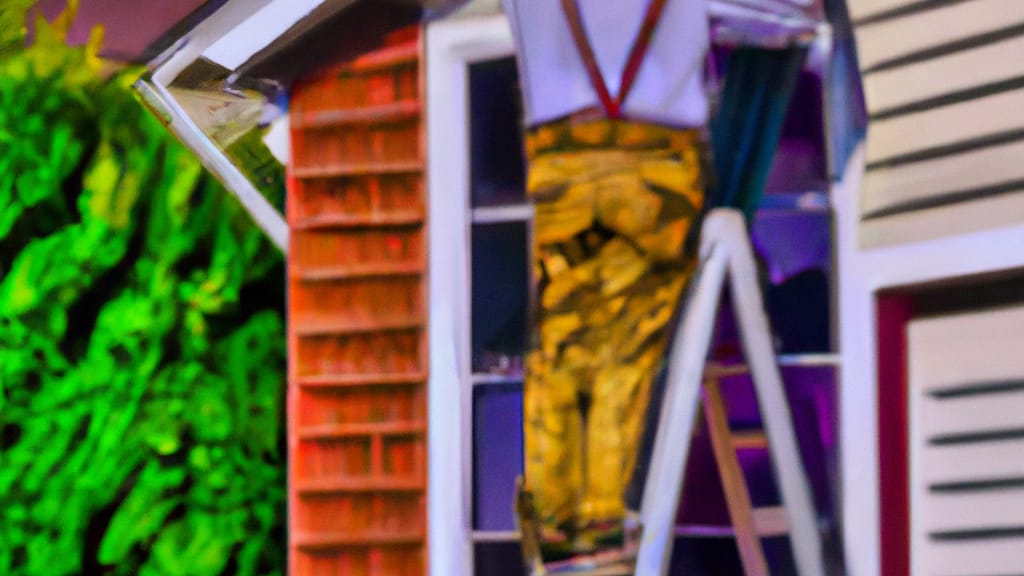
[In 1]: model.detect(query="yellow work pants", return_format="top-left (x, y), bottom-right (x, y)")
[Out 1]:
top-left (523, 117), bottom-right (706, 533)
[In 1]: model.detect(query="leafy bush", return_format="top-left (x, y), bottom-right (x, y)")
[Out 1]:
top-left (0, 4), bottom-right (287, 575)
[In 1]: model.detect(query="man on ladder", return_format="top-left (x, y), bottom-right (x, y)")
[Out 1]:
top-left (433, 0), bottom-right (822, 572)
top-left (502, 0), bottom-right (710, 566)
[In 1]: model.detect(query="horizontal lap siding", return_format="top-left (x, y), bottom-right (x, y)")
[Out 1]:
top-left (848, 0), bottom-right (1024, 242)
top-left (855, 0), bottom-right (1024, 71)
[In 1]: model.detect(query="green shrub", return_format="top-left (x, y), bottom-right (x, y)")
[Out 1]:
top-left (0, 5), bottom-right (286, 575)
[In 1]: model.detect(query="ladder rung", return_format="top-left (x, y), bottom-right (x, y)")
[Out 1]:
top-left (552, 565), bottom-right (634, 576)
top-left (704, 363), bottom-right (750, 379)
top-left (731, 430), bottom-right (768, 450)
top-left (752, 506), bottom-right (790, 537)
top-left (703, 354), bottom-right (841, 382)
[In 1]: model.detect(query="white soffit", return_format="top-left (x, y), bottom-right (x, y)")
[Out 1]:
top-left (202, 0), bottom-right (327, 70)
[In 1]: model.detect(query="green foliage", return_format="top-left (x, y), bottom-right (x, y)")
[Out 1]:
top-left (0, 5), bottom-right (286, 576)
top-left (0, 0), bottom-right (41, 59)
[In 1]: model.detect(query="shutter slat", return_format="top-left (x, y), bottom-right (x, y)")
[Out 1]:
top-left (921, 439), bottom-right (1024, 484)
top-left (918, 538), bottom-right (1024, 575)
top-left (918, 486), bottom-right (1024, 532)
top-left (922, 390), bottom-right (1024, 438)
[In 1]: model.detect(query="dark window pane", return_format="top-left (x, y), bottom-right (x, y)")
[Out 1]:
top-left (472, 382), bottom-right (524, 531)
top-left (764, 71), bottom-right (829, 195)
top-left (474, 541), bottom-right (524, 576)
top-left (676, 365), bottom-right (838, 526)
top-left (471, 222), bottom-right (528, 374)
top-left (469, 57), bottom-right (526, 208)
top-left (752, 208), bottom-right (833, 353)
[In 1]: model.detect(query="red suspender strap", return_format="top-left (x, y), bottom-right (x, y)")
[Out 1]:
top-left (560, 0), bottom-right (669, 119)
top-left (619, 0), bottom-right (668, 107)
top-left (560, 0), bottom-right (619, 117)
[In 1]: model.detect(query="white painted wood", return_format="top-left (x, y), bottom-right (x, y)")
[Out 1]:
top-left (721, 211), bottom-right (824, 576)
top-left (471, 204), bottom-right (533, 224)
top-left (865, 87), bottom-right (1024, 165)
top-left (263, 115), bottom-right (291, 165)
top-left (854, 0), bottom-right (1024, 71)
top-left (637, 210), bottom-right (824, 576)
top-left (832, 144), bottom-right (881, 576)
top-left (860, 187), bottom-right (1024, 248)
top-left (637, 243), bottom-right (729, 576)
top-left (846, 0), bottom-right (909, 22)
top-left (777, 353), bottom-right (842, 367)
top-left (908, 304), bottom-right (1024, 575)
top-left (908, 305), bottom-right (1024, 389)
top-left (149, 0), bottom-right (274, 87)
top-left (920, 390), bottom-right (1024, 438)
top-left (848, 0), bottom-right (1024, 248)
top-left (143, 0), bottom-right (291, 253)
top-left (864, 34), bottom-right (1024, 114)
top-left (918, 488), bottom-right (1024, 533)
top-left (861, 139), bottom-right (1024, 218)
top-left (919, 539), bottom-right (1024, 576)
top-left (919, 439), bottom-right (1024, 485)
top-left (752, 506), bottom-right (790, 537)
top-left (856, 191), bottom-right (1024, 279)
top-left (202, 0), bottom-right (328, 69)
top-left (426, 14), bottom-right (516, 576)
top-left (135, 80), bottom-right (289, 252)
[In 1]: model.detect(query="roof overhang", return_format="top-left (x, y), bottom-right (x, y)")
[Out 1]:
top-left (135, 0), bottom-right (433, 253)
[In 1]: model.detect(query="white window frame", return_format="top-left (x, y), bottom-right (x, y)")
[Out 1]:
top-left (426, 13), bottom-right (516, 576)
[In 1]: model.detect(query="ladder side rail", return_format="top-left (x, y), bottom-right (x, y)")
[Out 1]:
top-left (713, 210), bottom-right (826, 576)
top-left (635, 231), bottom-right (730, 576)
top-left (702, 377), bottom-right (772, 576)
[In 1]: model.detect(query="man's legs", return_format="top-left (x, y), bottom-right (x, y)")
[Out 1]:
top-left (522, 119), bottom-right (705, 550)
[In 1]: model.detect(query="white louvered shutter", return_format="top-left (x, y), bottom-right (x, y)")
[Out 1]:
top-left (907, 303), bottom-right (1024, 576)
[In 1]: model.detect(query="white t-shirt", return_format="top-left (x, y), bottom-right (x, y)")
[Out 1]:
top-left (502, 0), bottom-right (710, 128)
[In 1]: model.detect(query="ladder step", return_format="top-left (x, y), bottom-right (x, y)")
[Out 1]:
top-left (550, 565), bottom-right (634, 576)
top-left (752, 506), bottom-right (790, 537)
top-left (731, 430), bottom-right (768, 450)
top-left (704, 363), bottom-right (751, 379)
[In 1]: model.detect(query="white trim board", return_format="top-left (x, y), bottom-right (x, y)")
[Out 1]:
top-left (135, 78), bottom-right (289, 252)
top-left (203, 0), bottom-right (327, 70)
top-left (142, 0), bottom-right (308, 253)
